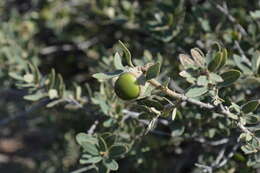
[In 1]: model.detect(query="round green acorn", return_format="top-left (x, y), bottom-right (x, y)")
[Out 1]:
top-left (114, 72), bottom-right (140, 100)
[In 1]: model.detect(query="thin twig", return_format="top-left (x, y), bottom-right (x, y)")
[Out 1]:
top-left (70, 165), bottom-right (96, 173)
top-left (212, 1), bottom-right (247, 36)
top-left (40, 37), bottom-right (99, 55)
top-left (210, 1), bottom-right (252, 66)
top-left (87, 120), bottom-right (99, 135)
top-left (234, 40), bottom-right (252, 66)
top-left (139, 66), bottom-right (260, 149)
top-left (196, 142), bottom-right (240, 172)
top-left (195, 163), bottom-right (212, 173)
top-left (217, 143), bottom-right (240, 168)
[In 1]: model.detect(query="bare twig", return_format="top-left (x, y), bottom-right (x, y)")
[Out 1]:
top-left (194, 137), bottom-right (229, 146)
top-left (217, 143), bottom-right (240, 168)
top-left (212, 1), bottom-right (247, 36)
top-left (196, 141), bottom-right (240, 172)
top-left (70, 165), bottom-right (96, 173)
top-left (40, 37), bottom-right (99, 55)
top-left (210, 1), bottom-right (252, 66)
top-left (195, 163), bottom-right (212, 173)
top-left (87, 120), bottom-right (99, 135)
top-left (138, 66), bottom-right (260, 151)
top-left (234, 40), bottom-right (252, 66)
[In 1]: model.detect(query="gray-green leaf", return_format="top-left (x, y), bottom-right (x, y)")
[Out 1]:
top-left (242, 100), bottom-right (260, 114)
top-left (23, 92), bottom-right (46, 101)
top-left (185, 86), bottom-right (208, 97)
top-left (76, 133), bottom-right (98, 145)
top-left (113, 52), bottom-right (124, 70)
top-left (109, 144), bottom-right (128, 158)
top-left (80, 156), bottom-right (102, 164)
top-left (92, 70), bottom-right (123, 81)
top-left (9, 72), bottom-right (24, 81)
top-left (118, 40), bottom-right (134, 67)
top-left (208, 73), bottom-right (223, 84)
top-left (103, 159), bottom-right (119, 171)
top-left (197, 75), bottom-right (208, 86)
top-left (208, 52), bottom-right (223, 72)
top-left (146, 62), bottom-right (161, 80)
top-left (219, 69), bottom-right (241, 87)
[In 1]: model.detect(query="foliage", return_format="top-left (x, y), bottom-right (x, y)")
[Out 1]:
top-left (1, 0), bottom-right (260, 173)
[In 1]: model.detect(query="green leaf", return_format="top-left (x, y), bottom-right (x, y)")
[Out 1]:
top-left (242, 100), bottom-right (260, 114)
top-left (101, 133), bottom-right (116, 148)
top-left (171, 108), bottom-right (177, 121)
top-left (241, 144), bottom-right (257, 154)
top-left (179, 70), bottom-right (196, 84)
top-left (208, 73), bottom-right (223, 84)
top-left (146, 62), bottom-right (161, 80)
top-left (251, 51), bottom-right (260, 73)
top-left (233, 153), bottom-right (246, 162)
top-left (219, 69), bottom-right (241, 87)
top-left (250, 10), bottom-right (260, 19)
top-left (76, 133), bottom-right (98, 145)
top-left (23, 92), bottom-right (46, 101)
top-left (208, 51), bottom-right (223, 72)
top-left (218, 48), bottom-right (228, 69)
top-left (103, 159), bottom-right (118, 171)
top-left (23, 73), bottom-right (34, 83)
top-left (80, 156), bottom-right (102, 164)
top-left (98, 136), bottom-right (108, 152)
top-left (197, 75), bottom-right (208, 86)
top-left (74, 85), bottom-right (82, 100)
top-left (185, 86), bottom-right (208, 97)
top-left (92, 70), bottom-right (123, 81)
top-left (48, 89), bottom-right (58, 99)
top-left (9, 72), bottom-right (24, 81)
top-left (28, 62), bottom-right (41, 83)
top-left (109, 144), bottom-right (128, 158)
top-left (118, 40), bottom-right (134, 67)
top-left (46, 99), bottom-right (64, 108)
top-left (57, 74), bottom-right (65, 97)
top-left (103, 119), bottom-right (114, 128)
top-left (49, 68), bottom-right (56, 89)
top-left (97, 163), bottom-right (109, 173)
top-left (245, 115), bottom-right (260, 125)
top-left (233, 54), bottom-right (252, 74)
top-left (15, 83), bottom-right (35, 88)
top-left (82, 142), bottom-right (99, 156)
top-left (113, 52), bottom-right (124, 70)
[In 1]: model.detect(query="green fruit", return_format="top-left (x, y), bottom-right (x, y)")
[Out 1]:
top-left (114, 72), bottom-right (140, 100)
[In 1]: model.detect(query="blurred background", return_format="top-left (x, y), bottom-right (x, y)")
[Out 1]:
top-left (0, 0), bottom-right (260, 172)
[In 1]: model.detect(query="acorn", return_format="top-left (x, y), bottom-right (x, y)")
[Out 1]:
top-left (114, 72), bottom-right (141, 100)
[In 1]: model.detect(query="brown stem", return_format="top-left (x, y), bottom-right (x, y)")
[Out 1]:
top-left (148, 79), bottom-right (214, 109)
top-left (142, 70), bottom-right (258, 146)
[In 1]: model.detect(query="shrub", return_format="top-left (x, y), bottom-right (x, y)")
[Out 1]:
top-left (0, 0), bottom-right (260, 173)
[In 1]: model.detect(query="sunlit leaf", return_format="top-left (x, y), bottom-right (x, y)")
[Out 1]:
top-left (146, 62), bottom-right (161, 80)
top-left (185, 86), bottom-right (208, 97)
top-left (242, 100), bottom-right (260, 114)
